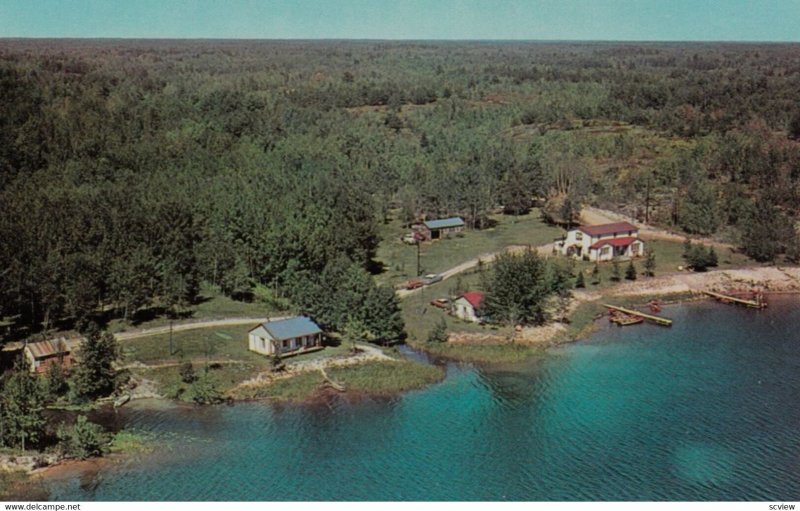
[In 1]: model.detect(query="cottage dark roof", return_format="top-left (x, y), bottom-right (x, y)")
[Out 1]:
top-left (424, 217), bottom-right (465, 230)
top-left (578, 222), bottom-right (638, 237)
top-left (590, 236), bottom-right (639, 250)
top-left (253, 316), bottom-right (322, 341)
top-left (24, 338), bottom-right (71, 360)
top-left (461, 291), bottom-right (485, 309)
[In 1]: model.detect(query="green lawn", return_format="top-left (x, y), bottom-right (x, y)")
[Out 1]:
top-left (571, 238), bottom-right (757, 290)
top-left (106, 283), bottom-right (285, 334)
top-left (232, 359), bottom-right (444, 401)
top-left (399, 270), bottom-right (508, 343)
top-left (121, 324), bottom-right (263, 364)
top-left (121, 324), bottom-right (352, 366)
top-left (375, 209), bottom-right (563, 286)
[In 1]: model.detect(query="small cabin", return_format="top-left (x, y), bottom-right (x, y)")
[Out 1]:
top-left (248, 316), bottom-right (323, 357)
top-left (453, 291), bottom-right (485, 323)
top-left (23, 337), bottom-right (76, 374)
top-left (413, 217), bottom-right (465, 241)
top-left (558, 222), bottom-right (644, 262)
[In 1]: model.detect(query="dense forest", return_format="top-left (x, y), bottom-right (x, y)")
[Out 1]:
top-left (1, 40), bottom-right (799, 338)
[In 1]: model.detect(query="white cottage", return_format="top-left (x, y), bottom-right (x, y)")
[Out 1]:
top-left (248, 316), bottom-right (323, 357)
top-left (558, 221), bottom-right (644, 262)
top-left (453, 291), bottom-right (485, 323)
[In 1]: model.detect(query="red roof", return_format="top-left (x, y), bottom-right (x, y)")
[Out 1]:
top-left (590, 236), bottom-right (639, 250)
top-left (578, 222), bottom-right (638, 237)
top-left (24, 338), bottom-right (73, 360)
top-left (461, 291), bottom-right (485, 309)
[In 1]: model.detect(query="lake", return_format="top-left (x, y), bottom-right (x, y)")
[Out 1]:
top-left (40, 298), bottom-right (800, 500)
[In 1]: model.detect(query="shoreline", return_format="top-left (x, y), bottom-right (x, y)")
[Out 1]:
top-left (409, 265), bottom-right (800, 363)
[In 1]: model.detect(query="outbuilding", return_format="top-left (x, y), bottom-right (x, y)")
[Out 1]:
top-left (23, 337), bottom-right (76, 374)
top-left (413, 217), bottom-right (465, 241)
top-left (248, 316), bottom-right (323, 357)
top-left (453, 291), bottom-right (485, 323)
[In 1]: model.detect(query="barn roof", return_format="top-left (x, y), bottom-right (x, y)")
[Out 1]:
top-left (24, 338), bottom-right (72, 360)
top-left (578, 222), bottom-right (638, 237)
top-left (461, 291), bottom-right (485, 309)
top-left (253, 316), bottom-right (322, 341)
top-left (424, 217), bottom-right (465, 230)
top-left (590, 236), bottom-right (639, 250)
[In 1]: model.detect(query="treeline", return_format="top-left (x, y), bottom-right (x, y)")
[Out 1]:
top-left (1, 40), bottom-right (800, 336)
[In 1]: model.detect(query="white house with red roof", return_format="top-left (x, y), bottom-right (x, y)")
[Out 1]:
top-left (558, 221), bottom-right (644, 262)
top-left (453, 291), bottom-right (485, 323)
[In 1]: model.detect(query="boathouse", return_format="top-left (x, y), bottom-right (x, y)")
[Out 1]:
top-left (413, 217), bottom-right (465, 241)
top-left (558, 222), bottom-right (644, 262)
top-left (248, 316), bottom-right (323, 357)
top-left (23, 337), bottom-right (76, 374)
top-left (453, 291), bottom-right (485, 323)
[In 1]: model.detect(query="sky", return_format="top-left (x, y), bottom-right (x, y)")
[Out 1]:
top-left (1, 0), bottom-right (799, 41)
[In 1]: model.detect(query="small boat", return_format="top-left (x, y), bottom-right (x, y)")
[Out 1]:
top-left (113, 394), bottom-right (131, 408)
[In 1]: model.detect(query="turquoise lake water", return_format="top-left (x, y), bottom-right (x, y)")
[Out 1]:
top-left (41, 298), bottom-right (800, 500)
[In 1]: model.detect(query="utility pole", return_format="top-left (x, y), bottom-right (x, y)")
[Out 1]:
top-left (414, 231), bottom-right (425, 277)
top-left (645, 176), bottom-right (651, 224)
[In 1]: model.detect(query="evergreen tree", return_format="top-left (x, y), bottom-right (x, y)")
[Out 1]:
top-left (44, 360), bottom-right (68, 401)
top-left (643, 249), bottom-right (657, 277)
top-left (610, 259), bottom-right (622, 282)
top-left (1, 360), bottom-right (46, 451)
top-left (575, 271), bottom-right (586, 288)
top-left (427, 317), bottom-right (449, 343)
top-left (483, 249), bottom-right (556, 326)
top-left (625, 260), bottom-right (637, 280)
top-left (740, 201), bottom-right (783, 262)
top-left (591, 263), bottom-right (601, 285)
top-left (683, 238), bottom-right (693, 260)
top-left (58, 415), bottom-right (104, 460)
top-left (71, 326), bottom-right (119, 401)
top-left (707, 246), bottom-right (719, 267)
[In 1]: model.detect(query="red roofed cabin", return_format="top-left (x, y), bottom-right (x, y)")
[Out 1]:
top-left (23, 337), bottom-right (77, 374)
top-left (558, 222), bottom-right (644, 262)
top-left (453, 291), bottom-right (485, 323)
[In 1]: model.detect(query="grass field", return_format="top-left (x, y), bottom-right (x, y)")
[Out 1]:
top-left (106, 283), bottom-right (283, 334)
top-left (232, 360), bottom-right (444, 401)
top-left (375, 209), bottom-right (563, 286)
top-left (120, 324), bottom-right (262, 364)
top-left (570, 238), bottom-right (757, 290)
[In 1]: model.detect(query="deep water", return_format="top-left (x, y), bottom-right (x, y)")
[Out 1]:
top-left (41, 298), bottom-right (800, 501)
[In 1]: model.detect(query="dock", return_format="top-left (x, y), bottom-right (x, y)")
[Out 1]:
top-left (602, 304), bottom-right (673, 326)
top-left (702, 290), bottom-right (767, 309)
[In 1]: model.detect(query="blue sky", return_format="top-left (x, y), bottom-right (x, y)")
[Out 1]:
top-left (1, 0), bottom-right (799, 41)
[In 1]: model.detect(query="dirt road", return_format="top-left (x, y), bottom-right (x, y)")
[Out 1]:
top-left (114, 317), bottom-right (277, 341)
top-left (581, 206), bottom-right (734, 250)
top-left (397, 206), bottom-right (737, 300)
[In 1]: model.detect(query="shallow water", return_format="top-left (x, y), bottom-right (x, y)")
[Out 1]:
top-left (42, 298), bottom-right (800, 500)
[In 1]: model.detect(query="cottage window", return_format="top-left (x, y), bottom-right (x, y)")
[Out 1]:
top-left (575, 232), bottom-right (583, 241)
top-left (601, 246), bottom-right (611, 256)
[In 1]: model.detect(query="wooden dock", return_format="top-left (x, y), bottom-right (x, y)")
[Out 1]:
top-left (702, 290), bottom-right (767, 309)
top-left (602, 304), bottom-right (673, 326)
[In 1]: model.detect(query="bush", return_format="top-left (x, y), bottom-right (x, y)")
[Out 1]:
top-left (426, 318), bottom-right (449, 343)
top-left (179, 361), bottom-right (197, 384)
top-left (58, 415), bottom-right (105, 460)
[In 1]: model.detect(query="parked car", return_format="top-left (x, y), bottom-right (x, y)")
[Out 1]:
top-left (402, 233), bottom-right (417, 245)
top-left (430, 298), bottom-right (450, 309)
top-left (421, 273), bottom-right (443, 285)
top-left (403, 278), bottom-right (424, 290)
